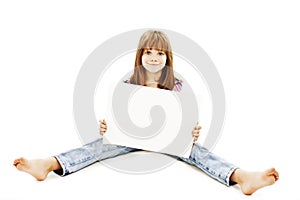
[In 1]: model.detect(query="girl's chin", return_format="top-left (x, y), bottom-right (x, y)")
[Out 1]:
top-left (143, 65), bottom-right (164, 73)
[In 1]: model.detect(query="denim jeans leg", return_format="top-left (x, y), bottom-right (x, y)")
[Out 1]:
top-left (177, 143), bottom-right (238, 186)
top-left (53, 138), bottom-right (138, 176)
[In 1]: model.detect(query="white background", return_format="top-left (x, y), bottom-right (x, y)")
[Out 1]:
top-left (1, 1), bottom-right (299, 199)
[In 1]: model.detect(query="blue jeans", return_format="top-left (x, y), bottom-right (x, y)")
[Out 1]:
top-left (54, 138), bottom-right (237, 186)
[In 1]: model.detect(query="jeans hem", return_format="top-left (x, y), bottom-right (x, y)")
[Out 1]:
top-left (53, 155), bottom-right (67, 176)
top-left (226, 166), bottom-right (238, 186)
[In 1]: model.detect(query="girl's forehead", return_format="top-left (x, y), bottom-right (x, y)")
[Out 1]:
top-left (141, 39), bottom-right (169, 51)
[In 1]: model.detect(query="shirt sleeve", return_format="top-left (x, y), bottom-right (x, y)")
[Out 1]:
top-left (173, 79), bottom-right (183, 92)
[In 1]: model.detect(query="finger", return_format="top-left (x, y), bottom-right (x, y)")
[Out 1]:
top-left (100, 130), bottom-right (106, 136)
top-left (100, 122), bottom-right (107, 127)
top-left (193, 136), bottom-right (199, 142)
top-left (99, 119), bottom-right (106, 124)
top-left (194, 124), bottom-right (201, 130)
top-left (100, 123), bottom-right (107, 128)
top-left (99, 120), bottom-right (103, 127)
top-left (192, 133), bottom-right (200, 137)
top-left (192, 129), bottom-right (200, 134)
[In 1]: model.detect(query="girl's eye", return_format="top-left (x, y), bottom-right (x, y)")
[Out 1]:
top-left (145, 51), bottom-right (152, 55)
top-left (158, 52), bottom-right (165, 56)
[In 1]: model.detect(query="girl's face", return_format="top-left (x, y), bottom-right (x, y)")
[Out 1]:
top-left (142, 49), bottom-right (167, 73)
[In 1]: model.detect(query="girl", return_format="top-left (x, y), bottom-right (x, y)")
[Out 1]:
top-left (13, 30), bottom-right (279, 195)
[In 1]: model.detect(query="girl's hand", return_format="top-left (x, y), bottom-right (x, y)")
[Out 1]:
top-left (192, 122), bottom-right (201, 142)
top-left (99, 119), bottom-right (107, 136)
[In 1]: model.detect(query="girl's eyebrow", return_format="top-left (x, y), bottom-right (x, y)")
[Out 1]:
top-left (144, 48), bottom-right (165, 52)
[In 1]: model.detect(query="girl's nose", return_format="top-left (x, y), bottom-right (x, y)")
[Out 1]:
top-left (150, 56), bottom-right (158, 62)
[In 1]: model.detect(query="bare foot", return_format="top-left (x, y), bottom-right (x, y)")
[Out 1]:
top-left (232, 168), bottom-right (279, 195)
top-left (13, 157), bottom-right (58, 181)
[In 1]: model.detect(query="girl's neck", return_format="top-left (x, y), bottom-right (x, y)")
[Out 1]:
top-left (146, 71), bottom-right (162, 88)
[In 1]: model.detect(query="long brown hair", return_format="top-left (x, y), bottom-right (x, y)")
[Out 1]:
top-left (130, 30), bottom-right (175, 90)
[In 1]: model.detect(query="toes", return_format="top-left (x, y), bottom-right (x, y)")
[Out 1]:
top-left (264, 168), bottom-right (279, 182)
top-left (266, 168), bottom-right (276, 175)
top-left (13, 157), bottom-right (27, 167)
top-left (264, 168), bottom-right (280, 182)
top-left (13, 159), bottom-right (19, 166)
top-left (13, 158), bottom-right (23, 166)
